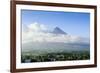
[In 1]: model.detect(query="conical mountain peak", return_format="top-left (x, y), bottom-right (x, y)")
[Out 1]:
top-left (52, 27), bottom-right (67, 34)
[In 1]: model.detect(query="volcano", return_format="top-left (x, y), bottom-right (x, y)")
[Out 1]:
top-left (52, 27), bottom-right (67, 34)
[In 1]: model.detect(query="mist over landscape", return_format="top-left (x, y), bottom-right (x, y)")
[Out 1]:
top-left (22, 22), bottom-right (90, 54)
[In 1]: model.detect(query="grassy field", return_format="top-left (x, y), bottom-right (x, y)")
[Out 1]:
top-left (21, 51), bottom-right (90, 63)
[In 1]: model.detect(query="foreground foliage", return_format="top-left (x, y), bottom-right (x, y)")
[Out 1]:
top-left (21, 51), bottom-right (90, 63)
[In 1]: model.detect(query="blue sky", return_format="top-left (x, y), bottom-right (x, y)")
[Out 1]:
top-left (21, 10), bottom-right (90, 38)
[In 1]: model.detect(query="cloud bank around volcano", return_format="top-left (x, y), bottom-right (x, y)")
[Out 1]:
top-left (22, 22), bottom-right (89, 44)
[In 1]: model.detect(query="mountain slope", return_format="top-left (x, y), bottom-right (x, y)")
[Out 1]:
top-left (52, 27), bottom-right (67, 34)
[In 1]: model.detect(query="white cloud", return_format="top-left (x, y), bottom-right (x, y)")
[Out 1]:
top-left (27, 22), bottom-right (47, 32)
top-left (22, 22), bottom-right (89, 44)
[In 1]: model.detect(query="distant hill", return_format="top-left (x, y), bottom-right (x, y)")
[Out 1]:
top-left (52, 27), bottom-right (67, 34)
